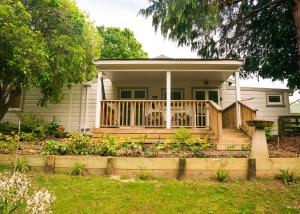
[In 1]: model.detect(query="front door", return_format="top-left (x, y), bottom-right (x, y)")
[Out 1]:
top-left (193, 89), bottom-right (220, 127)
top-left (119, 88), bottom-right (147, 126)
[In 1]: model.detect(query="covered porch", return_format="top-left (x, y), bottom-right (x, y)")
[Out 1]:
top-left (93, 59), bottom-right (256, 144)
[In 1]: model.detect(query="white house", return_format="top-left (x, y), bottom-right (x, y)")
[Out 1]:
top-left (3, 57), bottom-right (290, 148)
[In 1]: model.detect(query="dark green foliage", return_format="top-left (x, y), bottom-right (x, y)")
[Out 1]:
top-left (276, 169), bottom-right (297, 184)
top-left (136, 171), bottom-right (155, 181)
top-left (98, 26), bottom-right (148, 59)
top-left (0, 121), bottom-right (18, 133)
top-left (69, 162), bottom-right (87, 176)
top-left (14, 158), bottom-right (30, 172)
top-left (140, 0), bottom-right (300, 90)
top-left (42, 140), bottom-right (68, 155)
top-left (215, 168), bottom-right (229, 182)
top-left (0, 0), bottom-right (100, 120)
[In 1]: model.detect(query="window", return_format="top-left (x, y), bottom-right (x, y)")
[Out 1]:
top-left (162, 89), bottom-right (184, 100)
top-left (9, 89), bottom-right (23, 110)
top-left (119, 88), bottom-right (146, 99)
top-left (267, 94), bottom-right (283, 105)
top-left (194, 89), bottom-right (220, 105)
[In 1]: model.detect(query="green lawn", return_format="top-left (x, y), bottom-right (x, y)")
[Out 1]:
top-left (16, 172), bottom-right (298, 214)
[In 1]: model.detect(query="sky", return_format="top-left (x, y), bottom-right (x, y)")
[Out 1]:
top-left (76, 0), bottom-right (300, 102)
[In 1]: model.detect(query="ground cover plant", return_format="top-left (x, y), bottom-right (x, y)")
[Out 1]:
top-left (0, 166), bottom-right (299, 214)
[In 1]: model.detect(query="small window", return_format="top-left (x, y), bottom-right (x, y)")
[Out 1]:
top-left (267, 95), bottom-right (283, 105)
top-left (162, 89), bottom-right (183, 100)
top-left (120, 90), bottom-right (131, 99)
top-left (9, 89), bottom-right (22, 110)
top-left (119, 88), bottom-right (147, 99)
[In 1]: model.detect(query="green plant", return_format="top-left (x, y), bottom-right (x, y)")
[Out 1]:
top-left (69, 162), bottom-right (87, 176)
top-left (227, 145), bottom-right (236, 151)
top-left (19, 132), bottom-right (37, 142)
top-left (136, 171), bottom-right (154, 181)
top-left (46, 120), bottom-right (66, 138)
top-left (265, 124), bottom-right (276, 140)
top-left (241, 144), bottom-right (251, 151)
top-left (169, 127), bottom-right (193, 144)
top-left (42, 140), bottom-right (68, 155)
top-left (0, 121), bottom-right (18, 133)
top-left (137, 134), bottom-right (147, 144)
top-left (275, 169), bottom-right (296, 184)
top-left (98, 135), bottom-right (119, 156)
top-left (120, 175), bottom-right (129, 180)
top-left (68, 133), bottom-right (97, 155)
top-left (215, 169), bottom-right (229, 182)
top-left (14, 158), bottom-right (30, 172)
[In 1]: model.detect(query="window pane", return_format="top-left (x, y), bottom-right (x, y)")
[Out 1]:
top-left (195, 91), bottom-right (205, 100)
top-left (10, 90), bottom-right (22, 108)
top-left (134, 90), bottom-right (146, 99)
top-left (208, 91), bottom-right (219, 104)
top-left (268, 95), bottom-right (281, 103)
top-left (120, 90), bottom-right (131, 99)
top-left (172, 91), bottom-right (182, 100)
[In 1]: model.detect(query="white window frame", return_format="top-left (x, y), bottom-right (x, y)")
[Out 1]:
top-left (162, 89), bottom-right (184, 100)
top-left (8, 90), bottom-right (23, 111)
top-left (267, 94), bottom-right (283, 105)
top-left (119, 88), bottom-right (147, 100)
top-left (193, 89), bottom-right (220, 105)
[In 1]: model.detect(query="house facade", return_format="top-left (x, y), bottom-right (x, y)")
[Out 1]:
top-left (3, 57), bottom-right (290, 146)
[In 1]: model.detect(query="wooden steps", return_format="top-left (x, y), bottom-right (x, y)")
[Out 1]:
top-left (217, 129), bottom-right (251, 151)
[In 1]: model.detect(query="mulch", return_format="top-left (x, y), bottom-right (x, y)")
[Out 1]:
top-left (268, 136), bottom-right (300, 158)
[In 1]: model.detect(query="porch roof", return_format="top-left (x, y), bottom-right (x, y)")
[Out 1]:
top-left (95, 59), bottom-right (244, 82)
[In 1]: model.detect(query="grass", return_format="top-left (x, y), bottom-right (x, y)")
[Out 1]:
top-left (1, 166), bottom-right (300, 213)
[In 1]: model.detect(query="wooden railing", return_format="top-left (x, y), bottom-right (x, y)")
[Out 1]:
top-left (239, 101), bottom-right (257, 138)
top-left (222, 101), bottom-right (257, 137)
top-left (100, 100), bottom-right (209, 128)
top-left (222, 102), bottom-right (237, 129)
top-left (208, 101), bottom-right (223, 141)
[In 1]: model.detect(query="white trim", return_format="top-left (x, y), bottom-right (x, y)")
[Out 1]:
top-left (267, 94), bottom-right (283, 105)
top-left (235, 71), bottom-right (241, 128)
top-left (95, 72), bottom-right (102, 128)
top-left (166, 71), bottom-right (171, 129)
top-left (193, 89), bottom-right (220, 104)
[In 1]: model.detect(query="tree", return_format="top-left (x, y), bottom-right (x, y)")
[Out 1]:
top-left (98, 26), bottom-right (148, 59)
top-left (0, 0), bottom-right (101, 120)
top-left (140, 0), bottom-right (300, 90)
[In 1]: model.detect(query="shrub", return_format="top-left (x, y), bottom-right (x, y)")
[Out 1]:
top-left (265, 124), bottom-right (275, 140)
top-left (45, 120), bottom-right (66, 138)
top-left (42, 140), bottom-right (68, 155)
top-left (0, 134), bottom-right (20, 154)
top-left (69, 162), bottom-right (87, 176)
top-left (0, 121), bottom-right (18, 133)
top-left (215, 169), bottom-right (229, 182)
top-left (136, 171), bottom-right (154, 181)
top-left (14, 158), bottom-right (30, 172)
top-left (169, 127), bottom-right (193, 144)
top-left (98, 135), bottom-right (119, 156)
top-left (19, 132), bottom-right (37, 142)
top-left (275, 169), bottom-right (296, 184)
top-left (0, 172), bottom-right (55, 214)
top-left (68, 133), bottom-right (98, 155)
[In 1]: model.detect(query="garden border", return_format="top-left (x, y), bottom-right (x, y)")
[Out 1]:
top-left (0, 154), bottom-right (299, 179)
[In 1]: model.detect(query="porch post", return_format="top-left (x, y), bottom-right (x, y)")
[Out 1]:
top-left (166, 71), bottom-right (171, 129)
top-left (95, 71), bottom-right (102, 128)
top-left (235, 71), bottom-right (241, 128)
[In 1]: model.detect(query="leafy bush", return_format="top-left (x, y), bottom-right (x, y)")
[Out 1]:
top-left (45, 120), bottom-right (65, 138)
top-left (136, 171), bottom-right (154, 181)
top-left (19, 132), bottom-right (37, 142)
top-left (169, 127), bottom-right (193, 144)
top-left (265, 124), bottom-right (275, 140)
top-left (69, 162), bottom-right (87, 176)
top-left (68, 133), bottom-right (98, 155)
top-left (18, 113), bottom-right (45, 133)
top-left (98, 135), bottom-right (119, 156)
top-left (42, 140), bottom-right (68, 155)
top-left (215, 169), bottom-right (229, 182)
top-left (0, 121), bottom-right (18, 133)
top-left (0, 134), bottom-right (20, 154)
top-left (275, 169), bottom-right (296, 184)
top-left (14, 158), bottom-right (30, 172)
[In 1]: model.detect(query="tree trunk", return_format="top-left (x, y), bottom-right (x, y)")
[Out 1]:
top-left (0, 91), bottom-right (11, 121)
top-left (293, 0), bottom-right (300, 66)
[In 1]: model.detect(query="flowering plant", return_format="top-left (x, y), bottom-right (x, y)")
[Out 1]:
top-left (0, 172), bottom-right (55, 214)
